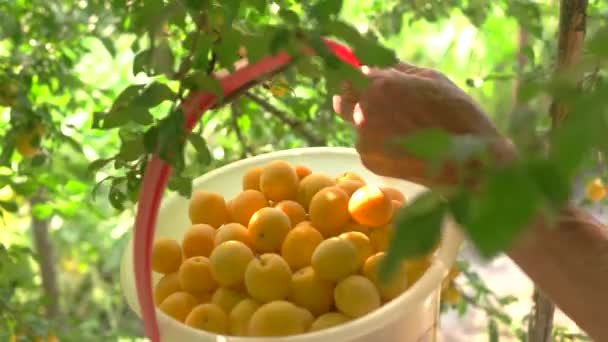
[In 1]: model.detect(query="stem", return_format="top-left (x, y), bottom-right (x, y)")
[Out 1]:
top-left (528, 288), bottom-right (555, 342)
top-left (243, 91), bottom-right (325, 146)
top-left (30, 191), bottom-right (59, 319)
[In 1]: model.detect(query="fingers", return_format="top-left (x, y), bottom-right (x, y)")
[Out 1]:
top-left (332, 65), bottom-right (373, 121)
top-left (392, 61), bottom-right (447, 81)
top-left (392, 62), bottom-right (421, 74)
top-left (332, 83), bottom-right (358, 123)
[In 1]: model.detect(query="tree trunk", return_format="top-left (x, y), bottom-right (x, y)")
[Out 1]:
top-left (529, 1), bottom-right (588, 341)
top-left (528, 288), bottom-right (555, 342)
top-left (30, 192), bottom-right (60, 319)
top-left (550, 0), bottom-right (588, 125)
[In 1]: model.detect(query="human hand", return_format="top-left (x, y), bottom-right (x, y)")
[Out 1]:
top-left (333, 63), bottom-right (515, 186)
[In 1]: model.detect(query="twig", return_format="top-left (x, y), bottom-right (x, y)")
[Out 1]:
top-left (243, 92), bottom-right (325, 146)
top-left (458, 289), bottom-right (523, 338)
top-left (30, 190), bottom-right (59, 319)
top-left (230, 101), bottom-right (252, 159)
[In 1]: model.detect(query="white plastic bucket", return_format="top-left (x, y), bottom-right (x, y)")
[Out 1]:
top-left (120, 147), bottom-right (463, 342)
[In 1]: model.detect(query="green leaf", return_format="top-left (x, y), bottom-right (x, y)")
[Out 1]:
top-left (58, 132), bottom-right (84, 153)
top-left (64, 180), bottom-right (88, 194)
top-left (270, 28), bottom-right (291, 54)
top-left (398, 128), bottom-right (452, 161)
top-left (0, 139), bottom-right (14, 166)
top-left (144, 126), bottom-right (159, 153)
top-left (467, 163), bottom-right (544, 258)
top-left (490, 309), bottom-right (512, 324)
top-left (215, 28), bottom-right (241, 71)
top-left (150, 39), bottom-right (175, 76)
top-left (0, 201), bottom-right (18, 213)
top-left (311, 0), bottom-right (343, 20)
top-left (132, 0), bottom-right (165, 32)
top-left (242, 30), bottom-right (272, 63)
top-left (526, 159), bottom-right (570, 209)
top-left (102, 108), bottom-right (131, 129)
top-left (88, 158), bottom-right (113, 174)
top-left (588, 27), bottom-right (608, 57)
top-left (30, 154), bottom-right (46, 167)
top-left (507, 0), bottom-right (542, 38)
top-left (132, 108), bottom-right (154, 125)
top-left (220, 0), bottom-right (240, 24)
top-left (249, 0), bottom-right (266, 12)
top-left (185, 71), bottom-right (224, 101)
top-left (353, 38), bottom-right (397, 68)
top-left (188, 133), bottom-right (212, 164)
top-left (279, 9), bottom-right (300, 24)
top-left (498, 295), bottom-right (518, 306)
top-left (191, 36), bottom-right (214, 70)
top-left (32, 203), bottom-right (53, 219)
top-left (324, 60), bottom-right (369, 95)
top-left (456, 299), bottom-right (468, 317)
top-left (102, 105), bottom-right (149, 129)
top-left (0, 175), bottom-right (11, 188)
top-left (109, 186), bottom-right (126, 211)
top-left (551, 111), bottom-right (595, 176)
top-left (327, 20), bottom-right (396, 67)
top-left (183, 0), bottom-right (207, 11)
top-left (99, 37), bottom-right (116, 56)
top-left (55, 200), bottom-right (78, 217)
top-left (379, 191), bottom-right (445, 283)
top-left (118, 136), bottom-right (145, 162)
top-left (168, 174), bottom-right (192, 197)
top-left (448, 189), bottom-right (471, 226)
top-left (113, 84), bottom-right (145, 110)
top-left (326, 20), bottom-right (361, 46)
top-left (157, 110), bottom-right (186, 170)
top-left (11, 181), bottom-right (37, 197)
top-left (133, 50), bottom-right (149, 76)
top-left (137, 82), bottom-right (176, 108)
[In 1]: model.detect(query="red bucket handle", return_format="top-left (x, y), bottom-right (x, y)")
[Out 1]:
top-left (133, 38), bottom-right (361, 341)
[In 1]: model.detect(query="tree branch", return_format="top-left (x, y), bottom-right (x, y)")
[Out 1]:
top-left (529, 1), bottom-right (589, 341)
top-left (550, 0), bottom-right (588, 125)
top-left (230, 102), bottom-right (252, 159)
top-left (529, 287), bottom-right (555, 342)
top-left (30, 191), bottom-right (59, 319)
top-left (243, 92), bottom-right (326, 146)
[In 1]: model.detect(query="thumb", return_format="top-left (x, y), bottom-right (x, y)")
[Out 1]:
top-left (392, 62), bottom-right (423, 75)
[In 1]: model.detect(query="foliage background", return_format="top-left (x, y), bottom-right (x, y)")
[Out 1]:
top-left (1, 0), bottom-right (606, 341)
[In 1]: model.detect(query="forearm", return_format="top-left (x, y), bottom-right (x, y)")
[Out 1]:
top-left (507, 205), bottom-right (608, 341)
